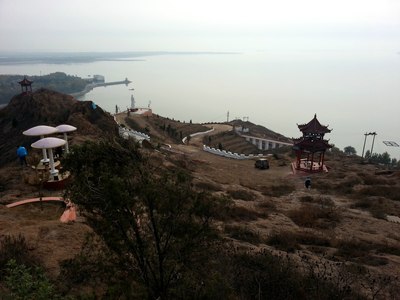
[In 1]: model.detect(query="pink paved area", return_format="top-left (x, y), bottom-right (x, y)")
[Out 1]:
top-left (6, 197), bottom-right (77, 223)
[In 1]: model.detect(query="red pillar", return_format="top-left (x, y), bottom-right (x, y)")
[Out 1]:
top-left (296, 150), bottom-right (301, 169)
top-left (310, 152), bottom-right (314, 171)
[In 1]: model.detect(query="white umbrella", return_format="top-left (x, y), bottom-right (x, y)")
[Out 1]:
top-left (55, 124), bottom-right (77, 153)
top-left (31, 137), bottom-right (66, 177)
top-left (23, 125), bottom-right (59, 163)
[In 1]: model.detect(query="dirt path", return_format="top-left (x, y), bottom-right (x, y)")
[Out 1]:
top-left (189, 124), bottom-right (233, 147)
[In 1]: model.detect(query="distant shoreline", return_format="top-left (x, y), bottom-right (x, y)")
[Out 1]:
top-left (0, 51), bottom-right (240, 65)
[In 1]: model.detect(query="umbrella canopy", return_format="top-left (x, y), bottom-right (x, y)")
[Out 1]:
top-left (31, 137), bottom-right (66, 149)
top-left (56, 124), bottom-right (77, 133)
top-left (55, 124), bottom-right (77, 154)
top-left (23, 125), bottom-right (59, 136)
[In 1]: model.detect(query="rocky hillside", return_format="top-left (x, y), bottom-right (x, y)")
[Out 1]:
top-left (229, 119), bottom-right (292, 143)
top-left (0, 89), bottom-right (118, 167)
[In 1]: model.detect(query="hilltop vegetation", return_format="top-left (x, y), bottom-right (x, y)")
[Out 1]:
top-left (0, 72), bottom-right (87, 105)
top-left (1, 93), bottom-right (400, 298)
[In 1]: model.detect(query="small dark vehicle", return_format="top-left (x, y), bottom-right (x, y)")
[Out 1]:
top-left (255, 158), bottom-right (269, 170)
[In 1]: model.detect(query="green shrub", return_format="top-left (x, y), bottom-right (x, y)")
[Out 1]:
top-left (4, 259), bottom-right (58, 300)
top-left (0, 235), bottom-right (38, 274)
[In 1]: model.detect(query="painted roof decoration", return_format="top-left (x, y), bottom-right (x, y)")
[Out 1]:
top-left (18, 76), bottom-right (33, 85)
top-left (297, 114), bottom-right (331, 134)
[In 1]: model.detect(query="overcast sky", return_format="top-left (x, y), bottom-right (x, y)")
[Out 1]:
top-left (0, 0), bottom-right (399, 52)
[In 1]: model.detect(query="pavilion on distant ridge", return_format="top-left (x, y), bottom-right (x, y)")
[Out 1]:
top-left (293, 114), bottom-right (332, 173)
top-left (18, 76), bottom-right (33, 93)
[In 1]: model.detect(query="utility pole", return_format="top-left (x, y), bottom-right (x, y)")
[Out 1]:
top-left (361, 132), bottom-right (368, 158)
top-left (370, 132), bottom-right (377, 155)
top-left (227, 111), bottom-right (229, 122)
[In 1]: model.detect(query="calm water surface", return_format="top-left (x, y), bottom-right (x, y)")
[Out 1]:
top-left (1, 51), bottom-right (399, 158)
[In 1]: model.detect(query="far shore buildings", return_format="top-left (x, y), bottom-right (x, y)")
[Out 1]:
top-left (292, 114), bottom-right (333, 173)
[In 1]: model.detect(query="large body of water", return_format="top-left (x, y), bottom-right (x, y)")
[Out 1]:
top-left (1, 51), bottom-right (399, 159)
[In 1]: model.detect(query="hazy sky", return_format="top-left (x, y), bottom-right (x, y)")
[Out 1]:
top-left (1, 0), bottom-right (400, 51)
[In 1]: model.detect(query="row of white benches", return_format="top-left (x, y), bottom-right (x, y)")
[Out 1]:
top-left (203, 145), bottom-right (263, 160)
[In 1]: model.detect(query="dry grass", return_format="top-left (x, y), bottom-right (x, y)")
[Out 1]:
top-left (357, 172), bottom-right (397, 186)
top-left (288, 203), bottom-right (341, 229)
top-left (356, 185), bottom-right (400, 201)
top-left (260, 183), bottom-right (296, 197)
top-left (266, 230), bottom-right (331, 252)
top-left (350, 197), bottom-right (398, 219)
top-left (226, 189), bottom-right (256, 201)
top-left (194, 181), bottom-right (223, 192)
top-left (332, 238), bottom-right (400, 266)
top-left (225, 205), bottom-right (268, 221)
top-left (224, 225), bottom-right (262, 244)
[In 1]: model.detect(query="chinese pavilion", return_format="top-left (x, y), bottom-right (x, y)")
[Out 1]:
top-left (293, 114), bottom-right (332, 172)
top-left (18, 76), bottom-right (33, 93)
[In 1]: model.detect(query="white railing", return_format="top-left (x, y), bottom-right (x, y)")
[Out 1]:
top-left (202, 145), bottom-right (263, 160)
top-left (114, 116), bottom-right (151, 142)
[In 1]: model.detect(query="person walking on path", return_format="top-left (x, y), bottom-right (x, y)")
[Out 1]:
top-left (304, 177), bottom-right (311, 189)
top-left (17, 145), bottom-right (28, 167)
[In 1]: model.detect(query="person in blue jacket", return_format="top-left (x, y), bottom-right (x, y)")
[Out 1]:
top-left (17, 146), bottom-right (28, 167)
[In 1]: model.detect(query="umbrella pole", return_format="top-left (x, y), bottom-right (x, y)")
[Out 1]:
top-left (48, 148), bottom-right (58, 178)
top-left (63, 132), bottom-right (69, 153)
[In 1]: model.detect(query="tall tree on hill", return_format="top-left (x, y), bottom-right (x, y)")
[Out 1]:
top-left (343, 146), bottom-right (357, 156)
top-left (62, 138), bottom-right (227, 299)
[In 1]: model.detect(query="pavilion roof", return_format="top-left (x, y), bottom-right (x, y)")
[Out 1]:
top-left (293, 138), bottom-right (333, 152)
top-left (297, 114), bottom-right (331, 134)
top-left (18, 77), bottom-right (33, 86)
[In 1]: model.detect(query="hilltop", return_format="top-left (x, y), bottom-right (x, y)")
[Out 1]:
top-left (0, 89), bottom-right (117, 167)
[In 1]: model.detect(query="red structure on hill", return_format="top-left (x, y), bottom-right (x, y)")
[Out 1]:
top-left (18, 76), bottom-right (33, 93)
top-left (293, 114), bottom-right (332, 172)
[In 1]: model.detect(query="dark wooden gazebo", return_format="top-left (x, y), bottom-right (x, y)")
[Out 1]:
top-left (293, 114), bottom-right (332, 172)
top-left (18, 76), bottom-right (33, 93)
